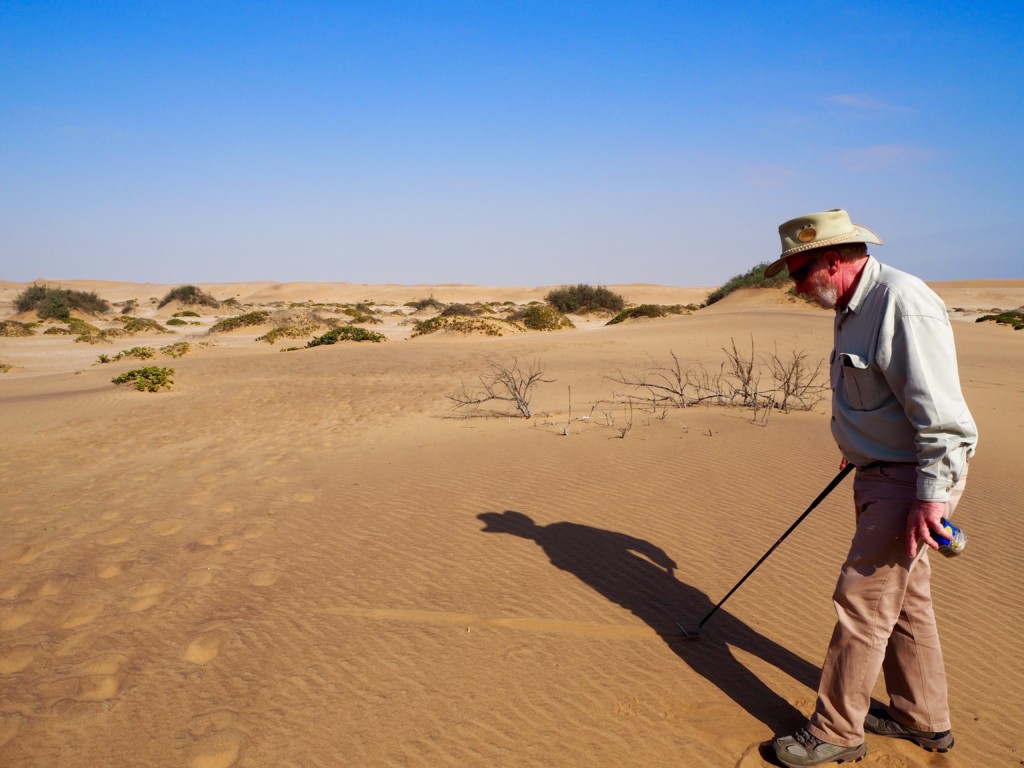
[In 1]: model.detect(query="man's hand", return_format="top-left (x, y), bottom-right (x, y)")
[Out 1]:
top-left (906, 499), bottom-right (949, 558)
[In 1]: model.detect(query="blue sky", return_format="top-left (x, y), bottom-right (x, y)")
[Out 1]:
top-left (2, 1), bottom-right (1022, 285)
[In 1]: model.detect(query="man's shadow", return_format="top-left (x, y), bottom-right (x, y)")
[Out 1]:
top-left (478, 510), bottom-right (821, 733)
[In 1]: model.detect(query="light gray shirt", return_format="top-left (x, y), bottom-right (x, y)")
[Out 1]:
top-left (831, 257), bottom-right (978, 502)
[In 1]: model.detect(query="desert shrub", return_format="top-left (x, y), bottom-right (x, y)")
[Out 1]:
top-left (210, 311), bottom-right (270, 332)
top-left (97, 346), bottom-right (157, 364)
top-left (120, 299), bottom-right (138, 315)
top-left (166, 318), bottom-right (187, 326)
top-left (15, 284), bottom-right (110, 320)
top-left (0, 362), bottom-right (11, 373)
top-left (975, 309), bottom-right (1024, 330)
top-left (705, 262), bottom-right (791, 306)
top-left (509, 304), bottom-right (575, 331)
top-left (256, 309), bottom-right (332, 344)
top-left (545, 284), bottom-right (625, 314)
top-left (440, 303), bottom-right (479, 317)
top-left (158, 285), bottom-right (220, 309)
top-left (606, 304), bottom-right (668, 325)
top-left (160, 341), bottom-right (191, 358)
top-left (172, 310), bottom-right (201, 317)
top-left (411, 316), bottom-right (524, 337)
top-left (405, 296), bottom-right (445, 311)
top-left (112, 366), bottom-right (174, 392)
top-left (0, 320), bottom-right (35, 337)
top-left (306, 326), bottom-right (386, 346)
top-left (117, 316), bottom-right (171, 334)
top-left (341, 304), bottom-right (380, 324)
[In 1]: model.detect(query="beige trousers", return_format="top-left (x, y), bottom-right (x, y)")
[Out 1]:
top-left (807, 463), bottom-right (967, 747)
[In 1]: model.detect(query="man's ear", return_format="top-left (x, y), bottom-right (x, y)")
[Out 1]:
top-left (823, 250), bottom-right (841, 273)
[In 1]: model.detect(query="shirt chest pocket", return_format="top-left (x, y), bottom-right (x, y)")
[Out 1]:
top-left (838, 352), bottom-right (890, 410)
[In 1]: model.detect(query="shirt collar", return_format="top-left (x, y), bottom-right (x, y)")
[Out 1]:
top-left (841, 255), bottom-right (880, 315)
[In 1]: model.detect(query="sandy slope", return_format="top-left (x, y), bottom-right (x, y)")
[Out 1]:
top-left (1, 280), bottom-right (1023, 768)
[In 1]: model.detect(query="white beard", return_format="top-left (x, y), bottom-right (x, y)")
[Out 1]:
top-left (805, 268), bottom-right (838, 309)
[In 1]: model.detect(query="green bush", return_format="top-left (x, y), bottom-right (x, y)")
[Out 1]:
top-left (440, 303), bottom-right (479, 317)
top-left (160, 341), bottom-right (192, 358)
top-left (405, 297), bottom-right (445, 311)
top-left (158, 285), bottom-right (220, 309)
top-left (975, 310), bottom-right (1024, 330)
top-left (545, 284), bottom-right (625, 314)
top-left (98, 346), bottom-right (156, 364)
top-left (117, 316), bottom-right (171, 334)
top-left (14, 284), bottom-right (110, 320)
top-left (606, 304), bottom-right (668, 325)
top-left (705, 262), bottom-right (792, 306)
top-left (509, 304), bottom-right (575, 331)
top-left (172, 310), bottom-right (201, 317)
top-left (306, 326), bottom-right (386, 346)
top-left (411, 316), bottom-right (523, 337)
top-left (210, 311), bottom-right (270, 332)
top-left (112, 366), bottom-right (175, 392)
top-left (0, 320), bottom-right (34, 337)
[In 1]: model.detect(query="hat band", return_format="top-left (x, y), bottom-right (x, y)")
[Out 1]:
top-left (780, 228), bottom-right (860, 259)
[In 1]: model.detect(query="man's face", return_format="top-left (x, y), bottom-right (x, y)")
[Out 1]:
top-left (786, 252), bottom-right (838, 310)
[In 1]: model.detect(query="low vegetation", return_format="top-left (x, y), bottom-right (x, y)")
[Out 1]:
top-left (606, 304), bottom-right (667, 325)
top-left (160, 341), bottom-right (192, 358)
top-left (705, 263), bottom-right (791, 306)
top-left (111, 366), bottom-right (175, 392)
top-left (97, 347), bottom-right (157, 364)
top-left (209, 311), bottom-right (270, 333)
top-left (976, 309), bottom-right (1024, 330)
top-left (411, 316), bottom-right (523, 337)
top-left (447, 358), bottom-right (552, 419)
top-left (508, 304), bottom-right (575, 331)
top-left (0, 361), bottom-right (11, 373)
top-left (306, 326), bottom-right (386, 346)
top-left (610, 338), bottom-right (828, 420)
top-left (117, 316), bottom-right (171, 334)
top-left (545, 284), bottom-right (626, 314)
top-left (158, 285), bottom-right (220, 309)
top-left (405, 297), bottom-right (445, 311)
top-left (14, 284), bottom-right (110, 321)
top-left (0, 320), bottom-right (34, 337)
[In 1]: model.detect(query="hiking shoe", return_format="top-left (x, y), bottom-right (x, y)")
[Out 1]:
top-left (773, 728), bottom-right (866, 766)
top-left (864, 707), bottom-right (954, 752)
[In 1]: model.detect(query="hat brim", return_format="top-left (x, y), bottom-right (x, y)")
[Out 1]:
top-left (764, 224), bottom-right (882, 278)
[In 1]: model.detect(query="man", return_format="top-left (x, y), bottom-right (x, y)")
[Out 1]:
top-left (764, 209), bottom-right (978, 767)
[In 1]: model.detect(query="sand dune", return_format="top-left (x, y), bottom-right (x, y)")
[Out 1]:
top-left (1, 279), bottom-right (1023, 767)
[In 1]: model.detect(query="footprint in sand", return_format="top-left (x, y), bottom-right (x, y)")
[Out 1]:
top-left (292, 490), bottom-right (318, 503)
top-left (0, 712), bottom-right (25, 749)
top-left (96, 559), bottom-right (137, 579)
top-left (96, 529), bottom-right (132, 546)
top-left (126, 581), bottom-right (168, 612)
top-left (0, 583), bottom-right (26, 599)
top-left (182, 630), bottom-right (229, 665)
top-left (2, 543), bottom-right (45, 564)
top-left (151, 519), bottom-right (186, 536)
top-left (214, 502), bottom-right (238, 515)
top-left (247, 569), bottom-right (281, 587)
top-left (0, 645), bottom-right (37, 673)
top-left (240, 524), bottom-right (267, 540)
top-left (183, 568), bottom-right (217, 588)
top-left (0, 602), bottom-right (38, 631)
top-left (38, 573), bottom-right (76, 596)
top-left (190, 733), bottom-right (245, 768)
top-left (219, 539), bottom-right (244, 553)
top-left (59, 600), bottom-right (105, 629)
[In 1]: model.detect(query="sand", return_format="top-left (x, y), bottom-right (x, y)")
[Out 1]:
top-left (1, 278), bottom-right (1022, 767)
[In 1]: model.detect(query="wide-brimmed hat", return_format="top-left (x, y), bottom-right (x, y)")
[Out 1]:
top-left (764, 209), bottom-right (882, 278)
